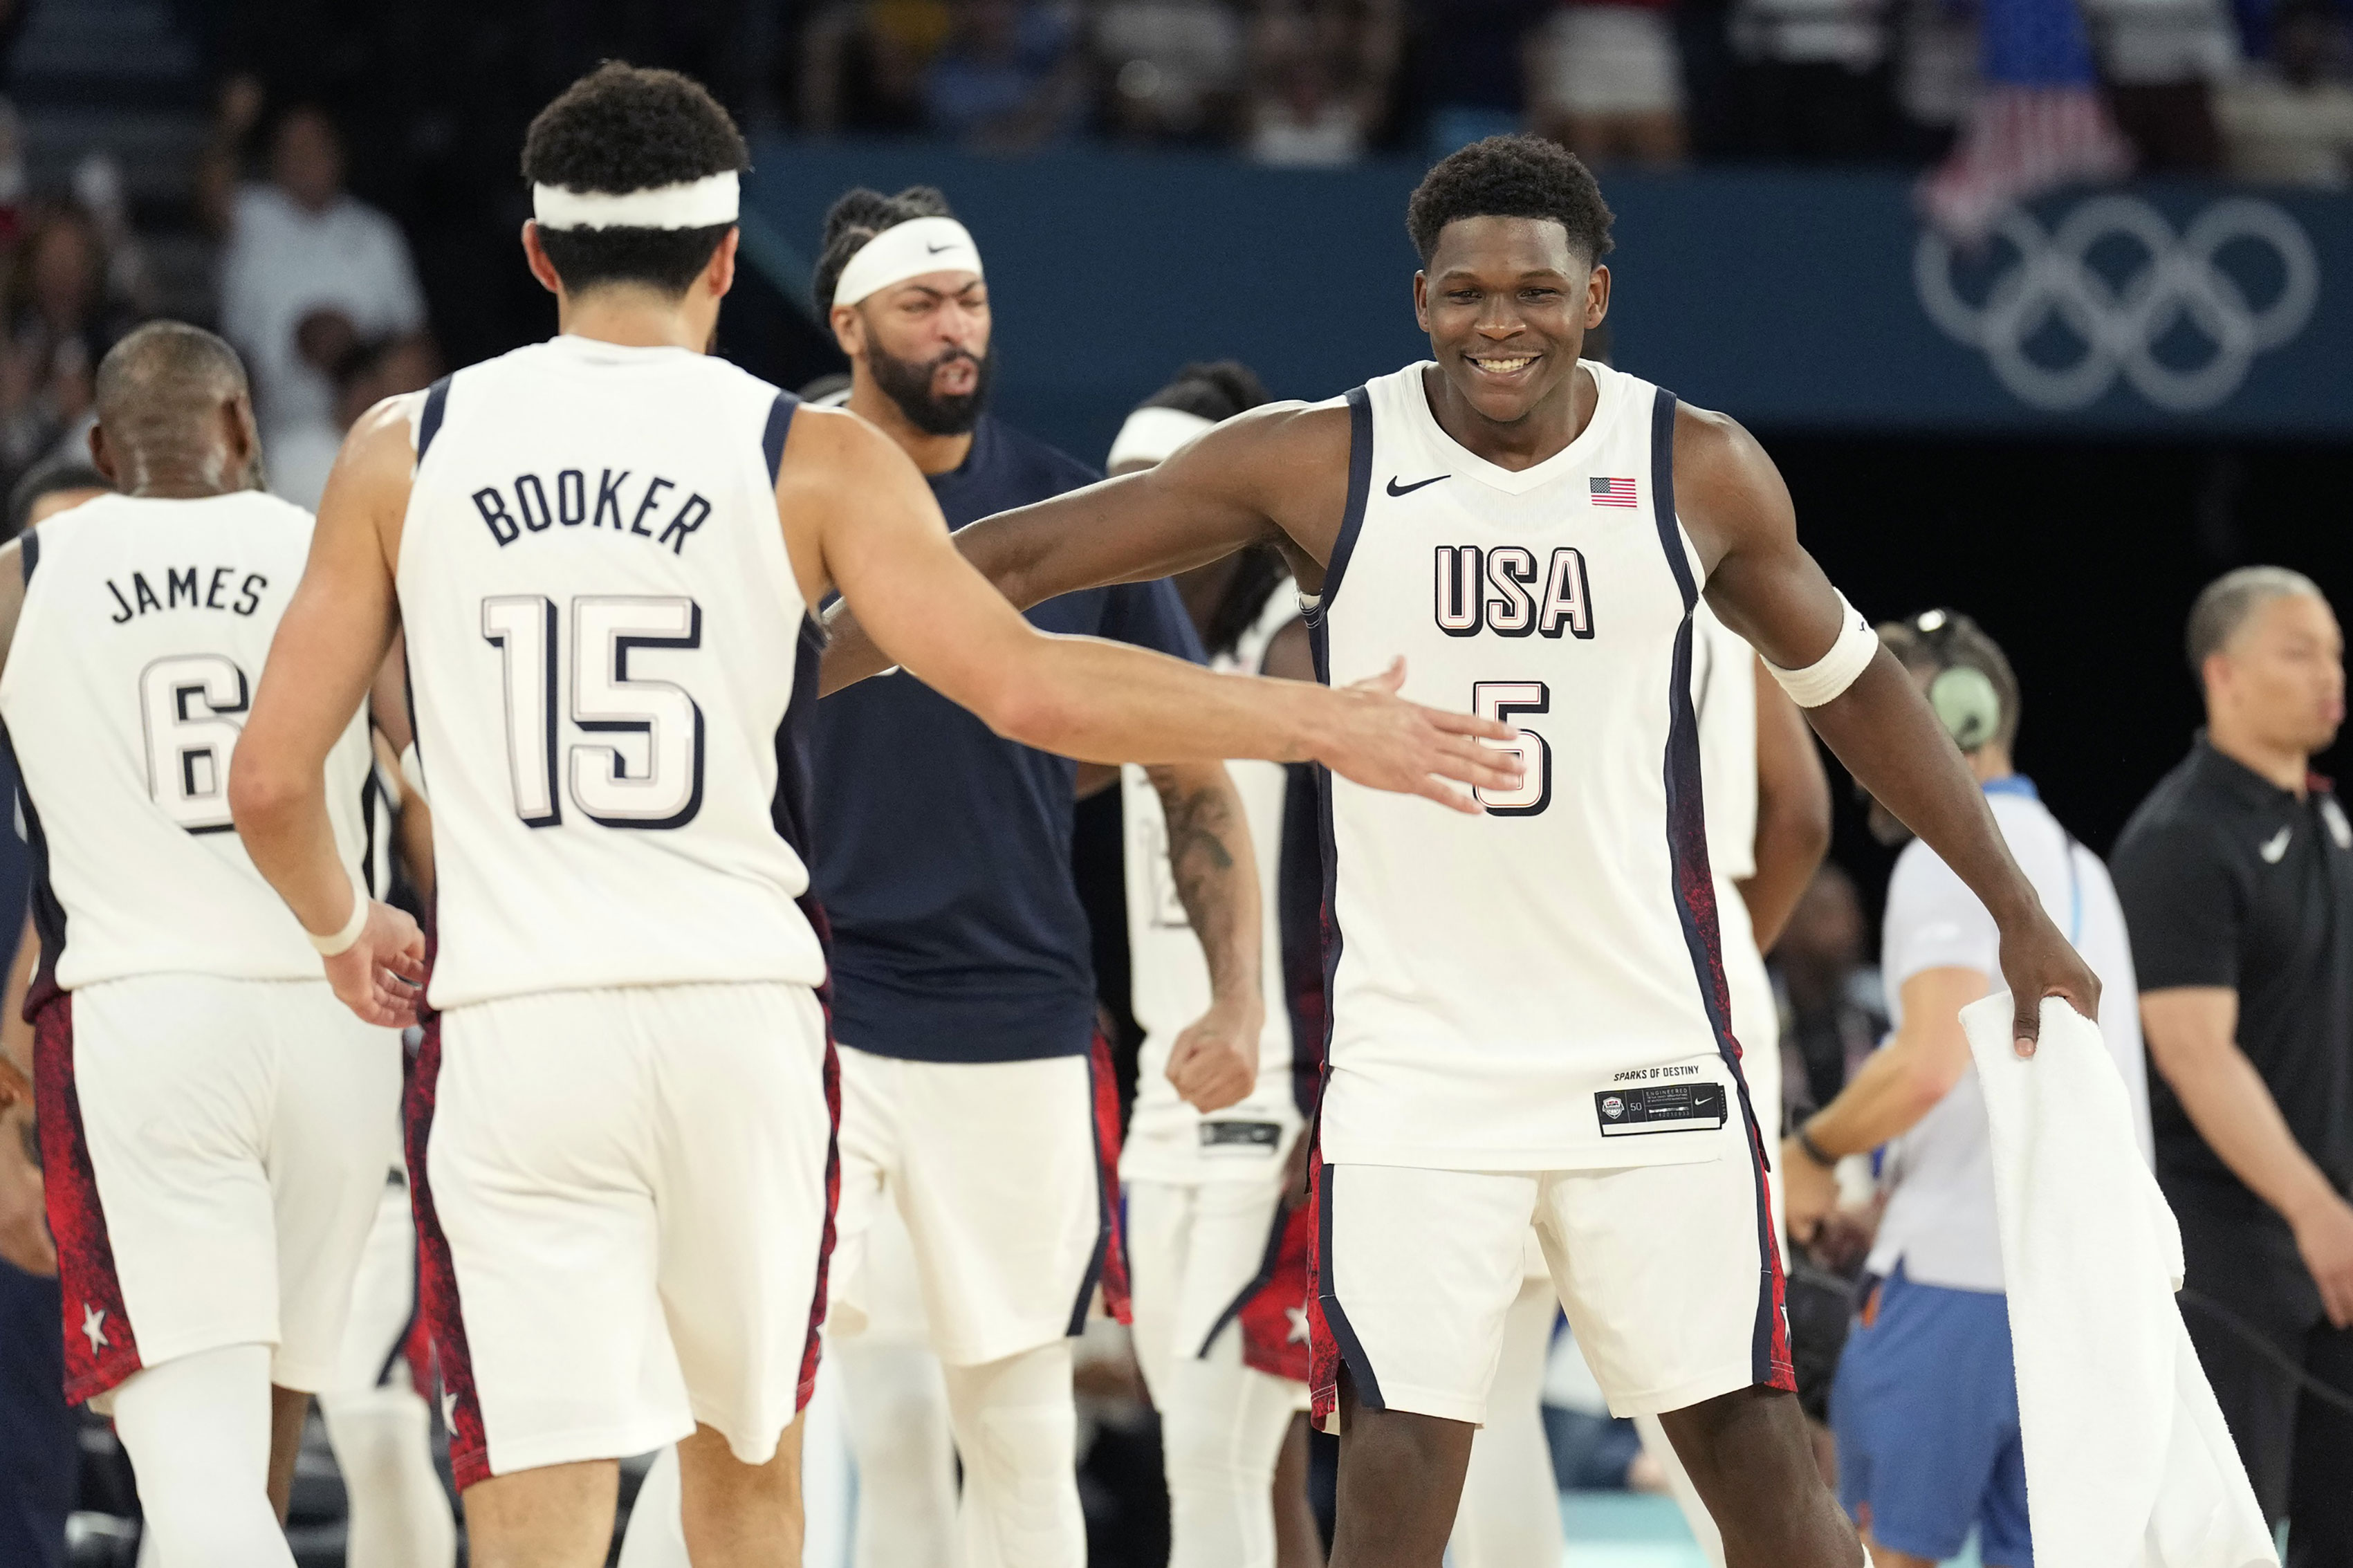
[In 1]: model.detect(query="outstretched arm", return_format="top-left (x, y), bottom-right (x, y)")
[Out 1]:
top-left (1681, 407), bottom-right (2096, 1051)
top-left (818, 401), bottom-right (1343, 694)
top-left (230, 403), bottom-right (427, 1025)
top-left (785, 406), bottom-right (1516, 812)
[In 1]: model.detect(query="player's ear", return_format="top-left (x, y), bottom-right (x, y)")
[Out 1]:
top-left (829, 303), bottom-right (865, 360)
top-left (88, 421), bottom-right (118, 486)
top-left (1586, 264), bottom-right (1611, 329)
top-left (1412, 270), bottom-right (1430, 333)
top-left (519, 221), bottom-right (562, 297)
top-left (705, 228), bottom-right (739, 302)
top-left (223, 391), bottom-right (261, 485)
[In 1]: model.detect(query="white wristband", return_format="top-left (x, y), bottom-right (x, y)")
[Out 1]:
top-left (1763, 593), bottom-right (1879, 708)
top-left (307, 876), bottom-right (371, 957)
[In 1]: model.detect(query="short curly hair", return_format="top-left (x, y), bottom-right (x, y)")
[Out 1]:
top-left (1406, 136), bottom-right (1614, 268)
top-left (811, 185), bottom-right (957, 314)
top-left (521, 62), bottom-right (748, 297)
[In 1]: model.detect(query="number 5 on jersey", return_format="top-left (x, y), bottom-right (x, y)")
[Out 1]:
top-left (481, 593), bottom-right (706, 830)
top-left (1474, 681), bottom-right (1550, 816)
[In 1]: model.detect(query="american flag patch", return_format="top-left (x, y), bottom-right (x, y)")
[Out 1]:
top-left (1590, 477), bottom-right (1637, 508)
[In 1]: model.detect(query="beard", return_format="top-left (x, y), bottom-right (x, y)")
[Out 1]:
top-left (867, 339), bottom-right (993, 436)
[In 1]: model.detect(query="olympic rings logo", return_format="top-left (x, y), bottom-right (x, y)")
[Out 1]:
top-left (1915, 196), bottom-right (2319, 412)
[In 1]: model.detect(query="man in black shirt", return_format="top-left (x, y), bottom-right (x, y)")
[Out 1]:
top-left (2111, 566), bottom-right (2351, 1566)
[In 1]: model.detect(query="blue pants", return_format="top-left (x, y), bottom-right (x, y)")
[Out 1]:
top-left (1833, 1268), bottom-right (2031, 1567)
top-left (0, 1260), bottom-right (74, 1568)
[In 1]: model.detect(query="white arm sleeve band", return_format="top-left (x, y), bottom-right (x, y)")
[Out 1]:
top-left (1762, 593), bottom-right (1877, 708)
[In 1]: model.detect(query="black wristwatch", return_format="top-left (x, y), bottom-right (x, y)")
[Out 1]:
top-left (1795, 1121), bottom-right (1838, 1170)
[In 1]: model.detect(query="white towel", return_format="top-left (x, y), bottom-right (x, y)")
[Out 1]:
top-left (1963, 993), bottom-right (2277, 1568)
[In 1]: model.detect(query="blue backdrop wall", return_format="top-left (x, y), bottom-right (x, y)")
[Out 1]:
top-left (746, 140), bottom-right (2349, 465)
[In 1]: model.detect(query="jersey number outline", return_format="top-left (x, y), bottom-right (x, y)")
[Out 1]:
top-left (481, 594), bottom-right (707, 831)
top-left (140, 654), bottom-right (250, 834)
top-left (1473, 681), bottom-right (1551, 816)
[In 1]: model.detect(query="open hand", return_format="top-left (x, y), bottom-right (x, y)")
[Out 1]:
top-left (325, 901), bottom-right (429, 1029)
top-left (1165, 999), bottom-right (1262, 1114)
top-left (1996, 904), bottom-right (2100, 1058)
top-left (1322, 658), bottom-right (1522, 813)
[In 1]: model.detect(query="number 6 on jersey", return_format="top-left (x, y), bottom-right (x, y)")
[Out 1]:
top-left (1473, 681), bottom-right (1550, 815)
top-left (481, 593), bottom-right (707, 830)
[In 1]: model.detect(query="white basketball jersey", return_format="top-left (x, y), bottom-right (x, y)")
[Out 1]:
top-left (398, 336), bottom-right (826, 1008)
top-left (1122, 587), bottom-right (1304, 1183)
top-left (0, 492), bottom-right (375, 990)
top-left (1310, 360), bottom-right (1750, 1172)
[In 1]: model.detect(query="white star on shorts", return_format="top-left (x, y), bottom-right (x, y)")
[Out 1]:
top-left (82, 1304), bottom-right (107, 1354)
top-left (1286, 1306), bottom-right (1309, 1345)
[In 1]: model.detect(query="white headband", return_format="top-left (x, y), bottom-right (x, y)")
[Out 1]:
top-left (532, 171), bottom-right (739, 232)
top-left (832, 216), bottom-right (984, 308)
top-left (1107, 406), bottom-right (1215, 471)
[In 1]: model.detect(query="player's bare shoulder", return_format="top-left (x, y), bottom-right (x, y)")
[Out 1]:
top-left (1168, 398), bottom-right (1357, 569)
top-left (1669, 399), bottom-right (1797, 575)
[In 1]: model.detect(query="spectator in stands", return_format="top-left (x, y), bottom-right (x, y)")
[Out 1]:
top-left (1095, 0), bottom-right (1249, 144)
top-left (1245, 1), bottom-right (1401, 164)
top-left (2085, 0), bottom-right (2237, 169)
top-left (2216, 0), bottom-right (2353, 184)
top-left (1731, 0), bottom-right (1899, 158)
top-left (1526, 0), bottom-right (1688, 163)
top-left (266, 331), bottom-right (441, 513)
top-left (0, 98), bottom-right (24, 249)
top-left (923, 0), bottom-right (1089, 149)
top-left (2112, 568), bottom-right (2351, 1566)
top-left (1416, 0), bottom-right (1553, 154)
top-left (1773, 863), bottom-right (1886, 1131)
top-left (1892, 0), bottom-right (1980, 158)
top-left (214, 100), bottom-right (427, 456)
top-left (800, 1), bottom-right (956, 135)
top-left (0, 201), bottom-right (132, 486)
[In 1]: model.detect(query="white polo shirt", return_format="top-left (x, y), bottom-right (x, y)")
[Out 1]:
top-left (1867, 777), bottom-right (2154, 1293)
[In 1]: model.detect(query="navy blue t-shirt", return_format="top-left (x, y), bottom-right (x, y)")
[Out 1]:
top-left (811, 414), bottom-right (1203, 1062)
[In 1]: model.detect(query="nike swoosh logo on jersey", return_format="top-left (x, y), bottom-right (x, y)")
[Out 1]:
top-left (2260, 826), bottom-right (2292, 863)
top-left (1387, 474), bottom-right (1449, 497)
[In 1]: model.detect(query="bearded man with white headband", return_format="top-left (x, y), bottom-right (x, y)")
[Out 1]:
top-left (797, 187), bottom-right (1271, 1568)
top-left (228, 65), bottom-right (1520, 1568)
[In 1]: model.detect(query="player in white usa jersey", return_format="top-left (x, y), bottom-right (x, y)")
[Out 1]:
top-left (225, 64), bottom-right (1518, 1568)
top-left (0, 322), bottom-right (400, 1568)
top-left (820, 136), bottom-right (2100, 1568)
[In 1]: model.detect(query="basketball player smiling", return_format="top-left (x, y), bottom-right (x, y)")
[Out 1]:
top-left (822, 135), bottom-right (2101, 1568)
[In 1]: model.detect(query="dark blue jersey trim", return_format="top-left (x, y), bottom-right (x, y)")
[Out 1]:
top-left (1646, 385), bottom-right (1787, 1389)
top-left (763, 392), bottom-right (799, 484)
top-left (1196, 1194), bottom-right (1294, 1359)
top-left (1314, 1163), bottom-right (1384, 1410)
top-left (1304, 387), bottom-right (1374, 627)
top-left (416, 376), bottom-right (452, 464)
top-left (19, 527), bottom-right (38, 584)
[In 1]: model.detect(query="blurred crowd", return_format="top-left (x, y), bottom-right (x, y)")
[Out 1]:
top-left (0, 71), bottom-right (438, 507)
top-left (794, 0), bottom-right (2353, 178)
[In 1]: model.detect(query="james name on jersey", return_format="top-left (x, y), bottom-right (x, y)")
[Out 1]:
top-left (104, 564), bottom-right (271, 623)
top-left (1432, 544), bottom-right (1594, 640)
top-left (469, 467), bottom-right (714, 557)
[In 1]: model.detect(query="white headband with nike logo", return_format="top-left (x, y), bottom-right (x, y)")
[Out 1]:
top-left (831, 216), bottom-right (985, 308)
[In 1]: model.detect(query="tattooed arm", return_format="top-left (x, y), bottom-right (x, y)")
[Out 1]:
top-left (1148, 761), bottom-right (1266, 1114)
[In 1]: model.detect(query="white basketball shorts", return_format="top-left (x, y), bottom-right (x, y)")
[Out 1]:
top-left (1127, 1168), bottom-right (1313, 1405)
top-left (1308, 1116), bottom-right (1794, 1432)
top-left (410, 982), bottom-right (836, 1490)
top-left (35, 975), bottom-right (403, 1404)
top-left (829, 1042), bottom-right (1121, 1367)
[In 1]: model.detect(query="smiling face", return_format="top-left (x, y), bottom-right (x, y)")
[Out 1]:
top-left (1414, 215), bottom-right (1608, 428)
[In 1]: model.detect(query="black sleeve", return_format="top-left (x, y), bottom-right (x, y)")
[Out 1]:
top-left (2110, 818), bottom-right (2242, 991)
